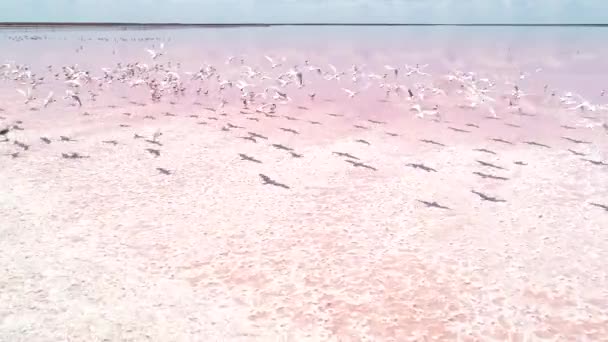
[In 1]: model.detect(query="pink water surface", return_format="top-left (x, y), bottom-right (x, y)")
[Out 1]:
top-left (1, 26), bottom-right (607, 341)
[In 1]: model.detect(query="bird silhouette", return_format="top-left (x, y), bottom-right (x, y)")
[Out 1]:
top-left (568, 149), bottom-right (586, 156)
top-left (61, 152), bottom-right (89, 159)
top-left (476, 160), bottom-right (506, 170)
top-left (157, 168), bottom-right (172, 175)
top-left (514, 161), bottom-right (527, 166)
top-left (589, 202), bottom-right (608, 211)
top-left (259, 174), bottom-right (290, 189)
top-left (60, 135), bottom-right (76, 142)
top-left (0, 127), bottom-right (9, 141)
top-left (102, 140), bottom-right (118, 145)
top-left (473, 172), bottom-right (509, 181)
top-left (471, 190), bottom-right (506, 202)
top-left (333, 151), bottom-right (359, 160)
top-left (417, 200), bottom-right (450, 210)
top-left (290, 152), bottom-right (303, 158)
top-left (523, 141), bottom-right (551, 149)
top-left (420, 139), bottom-right (445, 147)
top-left (561, 137), bottom-right (591, 144)
top-left (355, 139), bottom-right (371, 145)
top-left (345, 160), bottom-right (377, 171)
top-left (406, 163), bottom-right (437, 172)
top-left (368, 119), bottom-right (386, 124)
top-left (240, 136), bottom-right (257, 143)
top-left (13, 141), bottom-right (29, 150)
top-left (272, 144), bottom-right (293, 151)
top-left (40, 137), bottom-right (52, 144)
top-left (248, 132), bottom-right (268, 140)
top-left (239, 153), bottom-right (262, 163)
top-left (280, 127), bottom-right (299, 134)
top-left (448, 127), bottom-right (471, 133)
top-left (465, 123), bottom-right (480, 128)
top-left (145, 148), bottom-right (160, 157)
top-left (473, 148), bottom-right (497, 155)
top-left (582, 159), bottom-right (607, 166)
top-left (490, 138), bottom-right (514, 145)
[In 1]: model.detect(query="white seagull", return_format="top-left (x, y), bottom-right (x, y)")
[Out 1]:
top-left (43, 91), bottom-right (56, 108)
top-left (146, 43), bottom-right (165, 60)
top-left (16, 87), bottom-right (35, 104)
top-left (342, 88), bottom-right (358, 98)
top-left (264, 55), bottom-right (283, 69)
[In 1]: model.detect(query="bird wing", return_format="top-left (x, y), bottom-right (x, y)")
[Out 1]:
top-left (328, 64), bottom-right (338, 74)
top-left (264, 55), bottom-right (275, 64)
top-left (410, 104), bottom-right (422, 112)
top-left (16, 88), bottom-right (26, 97)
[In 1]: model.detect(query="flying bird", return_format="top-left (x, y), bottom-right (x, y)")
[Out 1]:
top-left (43, 91), bottom-right (56, 108)
top-left (239, 153), bottom-right (262, 163)
top-left (259, 173), bottom-right (290, 189)
top-left (473, 148), bottom-right (497, 155)
top-left (419, 139), bottom-right (445, 147)
top-left (589, 202), bottom-right (608, 211)
top-left (561, 137), bottom-right (591, 144)
top-left (471, 190), bottom-right (506, 202)
top-left (476, 160), bottom-right (506, 170)
top-left (523, 141), bottom-right (551, 149)
top-left (145, 148), bottom-right (160, 157)
top-left (333, 151), bottom-right (359, 160)
top-left (345, 160), bottom-right (377, 171)
top-left (406, 163), bottom-right (437, 172)
top-left (417, 200), bottom-right (450, 210)
top-left (342, 88), bottom-right (358, 98)
top-left (473, 172), bottom-right (509, 181)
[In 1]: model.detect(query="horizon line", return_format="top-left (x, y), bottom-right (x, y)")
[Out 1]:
top-left (1, 22), bottom-right (608, 28)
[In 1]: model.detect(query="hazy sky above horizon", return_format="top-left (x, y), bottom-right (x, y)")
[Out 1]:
top-left (1, 0), bottom-right (606, 24)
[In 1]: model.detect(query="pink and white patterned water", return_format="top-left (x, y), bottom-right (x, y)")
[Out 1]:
top-left (1, 26), bottom-right (607, 341)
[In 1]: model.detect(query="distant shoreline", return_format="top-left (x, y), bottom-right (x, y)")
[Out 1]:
top-left (1, 22), bottom-right (607, 29)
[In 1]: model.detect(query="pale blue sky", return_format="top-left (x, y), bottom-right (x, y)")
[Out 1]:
top-left (1, 0), bottom-right (606, 24)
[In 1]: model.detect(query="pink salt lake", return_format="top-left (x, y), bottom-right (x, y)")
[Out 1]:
top-left (0, 26), bottom-right (607, 341)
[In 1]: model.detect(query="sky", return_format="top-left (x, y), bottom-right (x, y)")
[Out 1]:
top-left (1, 0), bottom-right (607, 24)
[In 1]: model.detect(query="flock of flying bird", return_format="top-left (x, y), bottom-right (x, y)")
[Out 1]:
top-left (1, 34), bottom-right (608, 213)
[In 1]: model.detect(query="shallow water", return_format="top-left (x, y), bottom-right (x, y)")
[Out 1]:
top-left (1, 26), bottom-right (607, 341)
